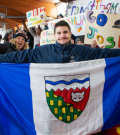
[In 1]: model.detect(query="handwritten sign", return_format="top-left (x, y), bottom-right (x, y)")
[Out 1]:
top-left (40, 30), bottom-right (56, 46)
top-left (84, 10), bottom-right (120, 48)
top-left (26, 7), bottom-right (46, 28)
top-left (65, 0), bottom-right (120, 17)
top-left (48, 13), bottom-right (86, 36)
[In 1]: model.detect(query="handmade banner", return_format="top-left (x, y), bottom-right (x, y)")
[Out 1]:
top-left (65, 0), bottom-right (120, 17)
top-left (48, 13), bottom-right (86, 36)
top-left (26, 7), bottom-right (46, 28)
top-left (84, 10), bottom-right (120, 48)
top-left (40, 30), bottom-right (56, 45)
top-left (0, 57), bottom-right (120, 134)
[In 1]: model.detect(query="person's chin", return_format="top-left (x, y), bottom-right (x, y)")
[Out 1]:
top-left (57, 41), bottom-right (69, 45)
top-left (18, 45), bottom-right (23, 49)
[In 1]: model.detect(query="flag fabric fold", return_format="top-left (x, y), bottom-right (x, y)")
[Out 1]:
top-left (0, 57), bottom-right (120, 135)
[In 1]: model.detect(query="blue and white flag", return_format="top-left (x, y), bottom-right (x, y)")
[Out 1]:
top-left (0, 57), bottom-right (120, 135)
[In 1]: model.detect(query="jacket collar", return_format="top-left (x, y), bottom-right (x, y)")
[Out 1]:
top-left (55, 41), bottom-right (73, 51)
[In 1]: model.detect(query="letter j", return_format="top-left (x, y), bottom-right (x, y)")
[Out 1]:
top-left (87, 27), bottom-right (98, 39)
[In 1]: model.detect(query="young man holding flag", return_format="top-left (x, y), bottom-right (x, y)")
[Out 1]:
top-left (0, 21), bottom-right (120, 135)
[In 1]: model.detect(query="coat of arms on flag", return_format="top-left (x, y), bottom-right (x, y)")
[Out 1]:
top-left (45, 74), bottom-right (90, 123)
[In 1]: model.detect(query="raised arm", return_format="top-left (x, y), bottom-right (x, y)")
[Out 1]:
top-left (29, 27), bottom-right (36, 37)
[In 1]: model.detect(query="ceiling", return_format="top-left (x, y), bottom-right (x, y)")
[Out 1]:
top-left (38, 0), bottom-right (60, 3)
top-left (0, 0), bottom-right (60, 29)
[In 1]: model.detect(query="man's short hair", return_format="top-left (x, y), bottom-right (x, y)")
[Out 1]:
top-left (54, 21), bottom-right (71, 33)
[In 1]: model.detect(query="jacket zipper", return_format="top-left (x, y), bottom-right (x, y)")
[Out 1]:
top-left (62, 49), bottom-right (64, 63)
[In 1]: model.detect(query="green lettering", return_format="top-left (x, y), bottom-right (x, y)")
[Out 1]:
top-left (29, 17), bottom-right (37, 22)
top-left (105, 37), bottom-right (115, 48)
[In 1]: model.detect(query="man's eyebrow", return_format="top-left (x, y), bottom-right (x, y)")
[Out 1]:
top-left (57, 31), bottom-right (61, 33)
top-left (56, 30), bottom-right (68, 33)
top-left (63, 30), bottom-right (68, 32)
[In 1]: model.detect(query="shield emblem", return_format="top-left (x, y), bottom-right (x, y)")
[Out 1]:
top-left (45, 74), bottom-right (90, 123)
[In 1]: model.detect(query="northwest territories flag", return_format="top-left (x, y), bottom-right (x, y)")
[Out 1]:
top-left (0, 57), bottom-right (120, 135)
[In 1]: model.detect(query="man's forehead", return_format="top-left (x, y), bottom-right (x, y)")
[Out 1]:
top-left (55, 26), bottom-right (70, 32)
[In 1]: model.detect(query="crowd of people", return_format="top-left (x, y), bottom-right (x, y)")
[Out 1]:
top-left (0, 25), bottom-right (42, 54)
top-left (0, 13), bottom-right (102, 56)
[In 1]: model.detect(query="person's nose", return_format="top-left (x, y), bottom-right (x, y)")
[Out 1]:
top-left (60, 32), bottom-right (65, 37)
top-left (19, 38), bottom-right (23, 42)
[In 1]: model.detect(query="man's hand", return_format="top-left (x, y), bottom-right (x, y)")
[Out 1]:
top-left (100, 46), bottom-right (105, 49)
top-left (91, 40), bottom-right (98, 48)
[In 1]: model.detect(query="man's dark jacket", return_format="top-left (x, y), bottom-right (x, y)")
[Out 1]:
top-left (0, 42), bottom-right (120, 63)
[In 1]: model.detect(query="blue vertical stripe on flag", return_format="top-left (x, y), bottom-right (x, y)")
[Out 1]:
top-left (102, 57), bottom-right (120, 130)
top-left (0, 63), bottom-right (36, 135)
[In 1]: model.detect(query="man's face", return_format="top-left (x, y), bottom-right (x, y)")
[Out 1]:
top-left (54, 26), bottom-right (71, 45)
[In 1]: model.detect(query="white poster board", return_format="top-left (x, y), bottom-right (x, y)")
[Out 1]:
top-left (48, 13), bottom-right (86, 36)
top-left (65, 0), bottom-right (120, 17)
top-left (26, 7), bottom-right (46, 28)
top-left (40, 30), bottom-right (56, 46)
top-left (84, 10), bottom-right (120, 48)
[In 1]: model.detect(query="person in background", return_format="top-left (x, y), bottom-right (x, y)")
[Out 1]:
top-left (29, 25), bottom-right (42, 48)
top-left (2, 29), bottom-right (13, 43)
top-left (16, 29), bottom-right (18, 33)
top-left (43, 14), bottom-right (64, 30)
top-left (43, 21), bottom-right (49, 30)
top-left (57, 14), bottom-right (64, 19)
top-left (35, 44), bottom-right (40, 48)
top-left (76, 36), bottom-right (100, 48)
top-left (7, 28), bottom-right (14, 38)
top-left (0, 31), bottom-right (29, 54)
top-left (23, 29), bottom-right (34, 49)
top-left (70, 34), bottom-right (76, 44)
top-left (26, 32), bottom-right (34, 49)
top-left (76, 36), bottom-right (84, 45)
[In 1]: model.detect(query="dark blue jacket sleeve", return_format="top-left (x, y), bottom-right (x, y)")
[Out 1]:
top-left (0, 46), bottom-right (47, 63)
top-left (77, 45), bottom-right (120, 60)
top-left (0, 44), bottom-right (120, 63)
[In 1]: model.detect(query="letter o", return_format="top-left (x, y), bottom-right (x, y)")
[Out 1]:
top-left (96, 35), bottom-right (104, 44)
top-left (97, 14), bottom-right (107, 26)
